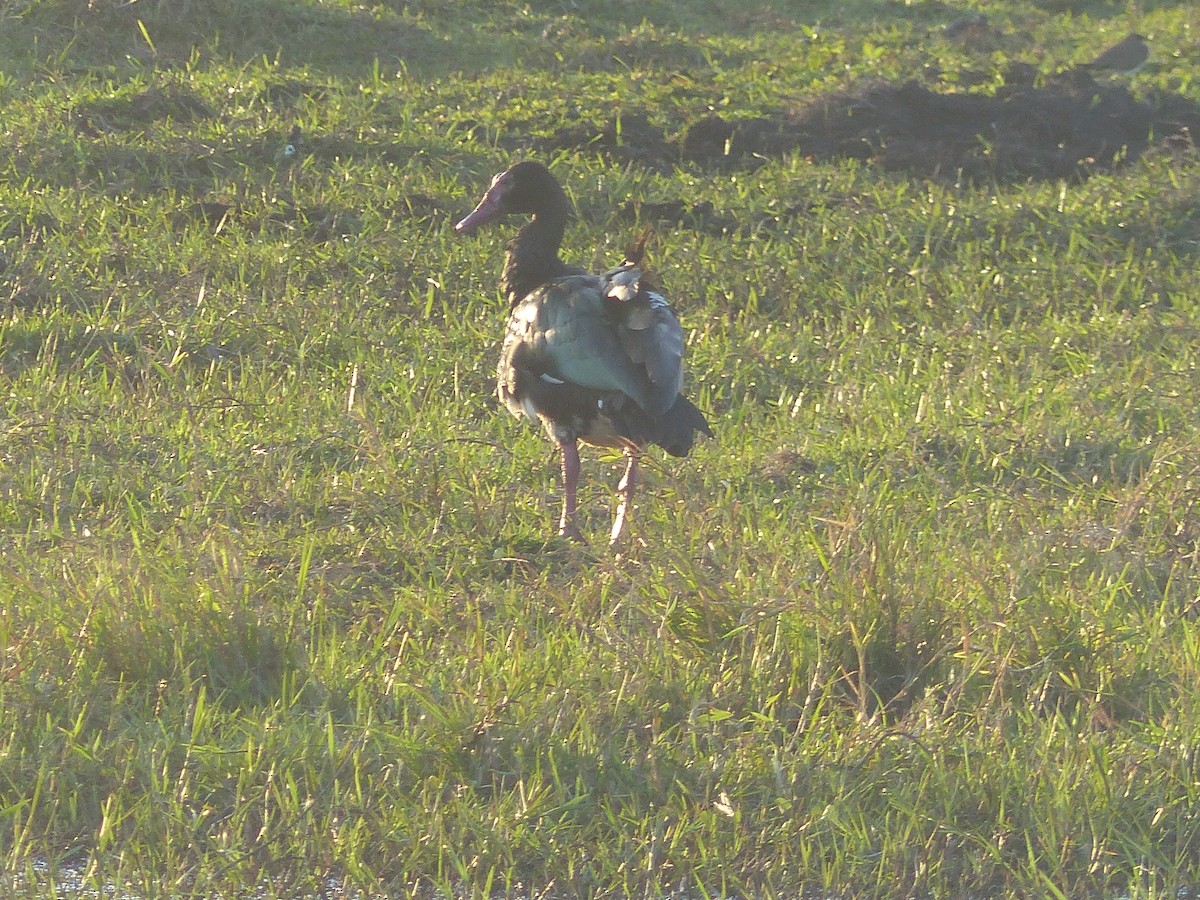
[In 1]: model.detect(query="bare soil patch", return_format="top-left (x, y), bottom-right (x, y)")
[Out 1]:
top-left (544, 72), bottom-right (1200, 182)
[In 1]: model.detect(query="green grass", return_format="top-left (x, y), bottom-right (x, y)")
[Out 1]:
top-left (2, 0), bottom-right (1200, 896)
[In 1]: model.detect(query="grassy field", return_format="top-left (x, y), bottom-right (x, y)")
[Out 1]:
top-left (2, 0), bottom-right (1200, 896)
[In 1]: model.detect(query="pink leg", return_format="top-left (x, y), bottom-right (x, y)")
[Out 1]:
top-left (558, 440), bottom-right (585, 542)
top-left (610, 451), bottom-right (639, 545)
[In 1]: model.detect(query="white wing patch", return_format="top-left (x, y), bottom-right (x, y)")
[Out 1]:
top-left (538, 372), bottom-right (565, 384)
top-left (604, 266), bottom-right (641, 302)
top-left (514, 301), bottom-right (540, 324)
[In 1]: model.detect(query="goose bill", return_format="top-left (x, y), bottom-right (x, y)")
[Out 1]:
top-left (455, 179), bottom-right (507, 233)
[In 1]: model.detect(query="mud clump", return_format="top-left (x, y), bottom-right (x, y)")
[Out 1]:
top-left (74, 86), bottom-right (215, 134)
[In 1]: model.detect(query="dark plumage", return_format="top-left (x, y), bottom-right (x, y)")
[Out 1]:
top-left (455, 161), bottom-right (712, 543)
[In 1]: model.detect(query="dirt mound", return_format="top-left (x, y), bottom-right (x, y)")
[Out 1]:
top-left (540, 111), bottom-right (674, 169)
top-left (544, 72), bottom-right (1200, 182)
top-left (689, 74), bottom-right (1193, 181)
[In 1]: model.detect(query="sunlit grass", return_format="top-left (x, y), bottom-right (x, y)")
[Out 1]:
top-left (2, 0), bottom-right (1200, 896)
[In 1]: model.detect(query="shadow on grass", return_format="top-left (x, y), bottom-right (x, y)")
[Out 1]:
top-left (6, 0), bottom-right (462, 79)
top-left (1, 0), bottom-right (834, 82)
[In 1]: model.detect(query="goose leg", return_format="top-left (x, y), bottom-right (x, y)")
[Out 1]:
top-left (610, 451), bottom-right (639, 545)
top-left (559, 439), bottom-right (585, 542)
